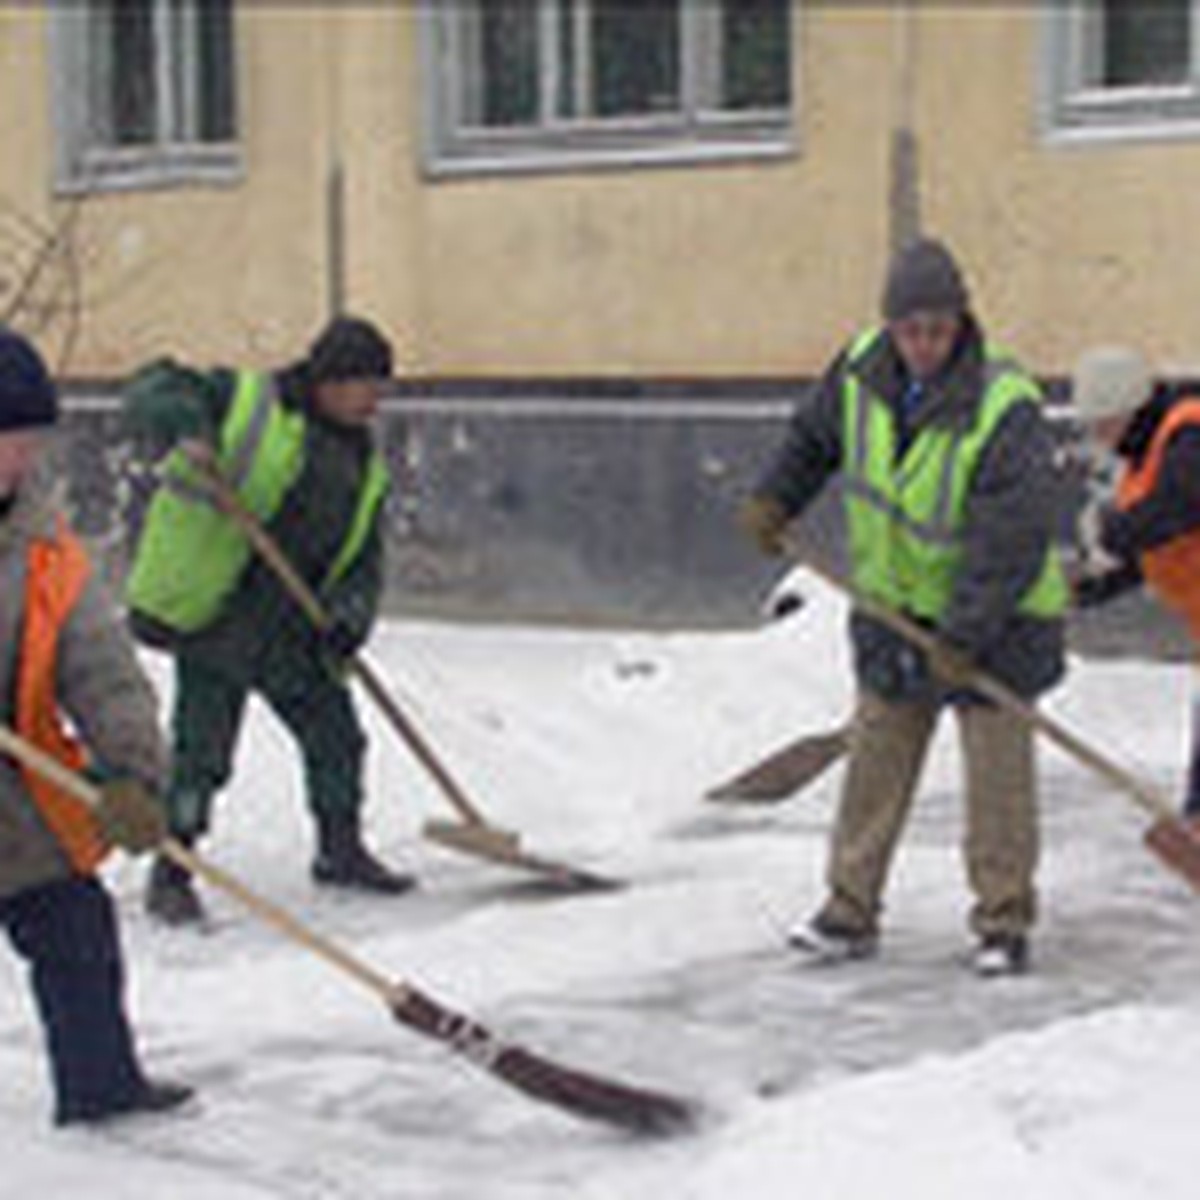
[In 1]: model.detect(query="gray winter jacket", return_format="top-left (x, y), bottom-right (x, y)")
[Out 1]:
top-left (0, 473), bottom-right (165, 900)
top-left (756, 321), bottom-right (1067, 701)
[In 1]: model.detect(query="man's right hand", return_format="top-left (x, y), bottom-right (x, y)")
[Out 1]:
top-left (738, 495), bottom-right (791, 557)
top-left (94, 778), bottom-right (168, 856)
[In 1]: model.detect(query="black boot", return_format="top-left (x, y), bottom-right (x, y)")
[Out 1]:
top-left (145, 853), bottom-right (206, 927)
top-left (58, 1077), bottom-right (196, 1127)
top-left (312, 812), bottom-right (416, 895)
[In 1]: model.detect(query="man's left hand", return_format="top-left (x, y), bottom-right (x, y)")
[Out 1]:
top-left (925, 639), bottom-right (977, 689)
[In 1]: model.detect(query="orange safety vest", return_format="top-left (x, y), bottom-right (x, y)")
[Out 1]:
top-left (1118, 397), bottom-right (1200, 644)
top-left (15, 520), bottom-right (107, 874)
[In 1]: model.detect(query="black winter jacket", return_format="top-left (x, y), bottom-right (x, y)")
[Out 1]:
top-left (756, 320), bottom-right (1067, 702)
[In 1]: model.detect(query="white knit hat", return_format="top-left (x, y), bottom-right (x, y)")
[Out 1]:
top-left (1071, 346), bottom-right (1152, 423)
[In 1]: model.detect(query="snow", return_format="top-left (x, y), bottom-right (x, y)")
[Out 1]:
top-left (3, 569), bottom-right (1200, 1198)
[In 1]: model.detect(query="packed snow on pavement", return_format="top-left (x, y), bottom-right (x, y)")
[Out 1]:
top-left (2, 571), bottom-right (1199, 1199)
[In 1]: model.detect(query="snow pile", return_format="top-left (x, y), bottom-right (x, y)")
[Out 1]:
top-left (624, 1004), bottom-right (1200, 1200)
top-left (2, 569), bottom-right (1199, 1198)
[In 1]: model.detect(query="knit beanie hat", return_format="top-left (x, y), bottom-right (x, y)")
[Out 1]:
top-left (0, 326), bottom-right (58, 432)
top-left (1071, 346), bottom-right (1152, 423)
top-left (307, 316), bottom-right (393, 383)
top-left (882, 238), bottom-right (971, 321)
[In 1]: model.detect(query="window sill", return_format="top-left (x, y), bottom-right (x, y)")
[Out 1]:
top-left (424, 129), bottom-right (797, 181)
top-left (55, 148), bottom-right (246, 196)
top-left (1042, 115), bottom-right (1200, 149)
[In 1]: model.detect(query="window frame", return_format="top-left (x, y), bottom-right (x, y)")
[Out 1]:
top-left (50, 1), bottom-right (243, 195)
top-left (420, 1), bottom-right (797, 178)
top-left (1042, 1), bottom-right (1200, 145)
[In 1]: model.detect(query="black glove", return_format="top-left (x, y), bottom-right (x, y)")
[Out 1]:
top-left (320, 618), bottom-right (364, 660)
top-left (1072, 561), bottom-right (1143, 610)
top-left (1097, 506), bottom-right (1137, 561)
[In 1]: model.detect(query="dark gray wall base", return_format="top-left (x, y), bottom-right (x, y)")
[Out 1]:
top-left (55, 381), bottom-right (1193, 658)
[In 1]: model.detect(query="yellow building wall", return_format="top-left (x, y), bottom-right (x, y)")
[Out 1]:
top-left (3, 5), bottom-right (1198, 380)
top-left (918, 5), bottom-right (1200, 377)
top-left (398, 5), bottom-right (897, 377)
top-left (0, 8), bottom-right (337, 375)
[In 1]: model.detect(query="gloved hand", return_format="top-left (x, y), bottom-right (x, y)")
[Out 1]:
top-left (94, 778), bottom-right (167, 855)
top-left (925, 638), bottom-right (977, 690)
top-left (738, 495), bottom-right (791, 557)
top-left (1096, 505), bottom-right (1138, 562)
top-left (1070, 560), bottom-right (1142, 610)
top-left (320, 617), bottom-right (364, 661)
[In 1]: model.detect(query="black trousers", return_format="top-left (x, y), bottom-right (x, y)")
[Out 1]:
top-left (0, 875), bottom-right (147, 1123)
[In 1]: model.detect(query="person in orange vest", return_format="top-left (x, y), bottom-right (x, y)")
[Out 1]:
top-left (0, 327), bottom-right (192, 1125)
top-left (1071, 345), bottom-right (1200, 816)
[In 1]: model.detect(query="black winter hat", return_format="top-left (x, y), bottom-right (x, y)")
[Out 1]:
top-left (307, 316), bottom-right (394, 383)
top-left (881, 238), bottom-right (971, 321)
top-left (0, 326), bottom-right (58, 432)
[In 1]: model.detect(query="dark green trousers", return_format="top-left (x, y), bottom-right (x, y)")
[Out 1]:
top-left (165, 645), bottom-right (366, 840)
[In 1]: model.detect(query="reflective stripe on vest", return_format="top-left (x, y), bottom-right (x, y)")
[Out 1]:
top-left (17, 521), bottom-right (106, 874)
top-left (126, 371), bottom-right (390, 632)
top-left (1117, 397), bottom-right (1200, 642)
top-left (842, 328), bottom-right (1067, 621)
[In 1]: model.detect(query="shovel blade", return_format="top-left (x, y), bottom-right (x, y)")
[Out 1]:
top-left (422, 819), bottom-right (622, 893)
top-left (424, 818), bottom-right (522, 858)
top-left (1144, 815), bottom-right (1200, 893)
top-left (706, 725), bottom-right (851, 804)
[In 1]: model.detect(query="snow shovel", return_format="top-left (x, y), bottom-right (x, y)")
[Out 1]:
top-left (184, 452), bottom-right (619, 893)
top-left (0, 725), bottom-right (694, 1136)
top-left (792, 547), bottom-right (1200, 893)
top-left (705, 723), bottom-right (852, 804)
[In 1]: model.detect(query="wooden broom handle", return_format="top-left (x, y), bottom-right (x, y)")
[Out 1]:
top-left (0, 723), bottom-right (405, 1005)
top-left (184, 453), bottom-right (492, 829)
top-left (793, 548), bottom-right (1177, 825)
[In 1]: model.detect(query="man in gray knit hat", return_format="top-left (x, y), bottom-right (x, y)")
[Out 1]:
top-left (740, 238), bottom-right (1068, 976)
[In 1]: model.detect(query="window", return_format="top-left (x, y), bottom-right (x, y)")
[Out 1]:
top-left (53, 0), bottom-right (240, 191)
top-left (1044, 1), bottom-right (1200, 139)
top-left (424, 1), bottom-right (794, 175)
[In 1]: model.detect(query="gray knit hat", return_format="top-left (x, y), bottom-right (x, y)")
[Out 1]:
top-left (882, 238), bottom-right (971, 321)
top-left (1071, 346), bottom-right (1152, 423)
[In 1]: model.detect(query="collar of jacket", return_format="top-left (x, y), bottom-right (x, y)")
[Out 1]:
top-left (849, 316), bottom-right (988, 434)
top-left (0, 470), bottom-right (57, 564)
top-left (1116, 388), bottom-right (1182, 466)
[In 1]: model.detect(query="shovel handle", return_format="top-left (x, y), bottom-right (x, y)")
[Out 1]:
top-left (189, 456), bottom-right (492, 829)
top-left (0, 723), bottom-right (404, 1002)
top-left (792, 548), bottom-right (1178, 826)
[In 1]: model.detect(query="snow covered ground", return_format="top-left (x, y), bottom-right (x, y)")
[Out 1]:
top-left (3, 571), bottom-right (1200, 1198)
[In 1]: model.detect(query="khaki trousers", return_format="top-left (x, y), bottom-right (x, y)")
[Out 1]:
top-left (821, 690), bottom-right (1038, 939)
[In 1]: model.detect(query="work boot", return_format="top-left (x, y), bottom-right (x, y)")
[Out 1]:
top-left (312, 812), bottom-right (416, 895)
top-left (145, 854), bottom-right (206, 927)
top-left (57, 1078), bottom-right (196, 1127)
top-left (972, 932), bottom-right (1030, 978)
top-left (787, 911), bottom-right (879, 964)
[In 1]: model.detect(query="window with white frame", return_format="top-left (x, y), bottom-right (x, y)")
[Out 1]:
top-left (1044, 1), bottom-right (1200, 138)
top-left (424, 1), bottom-right (793, 174)
top-left (54, 0), bottom-right (239, 190)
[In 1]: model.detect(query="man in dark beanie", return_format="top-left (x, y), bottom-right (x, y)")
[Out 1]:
top-left (739, 238), bottom-right (1067, 976)
top-left (0, 327), bottom-right (192, 1123)
top-left (0, 325), bottom-right (59, 432)
top-left (123, 315), bottom-right (416, 925)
